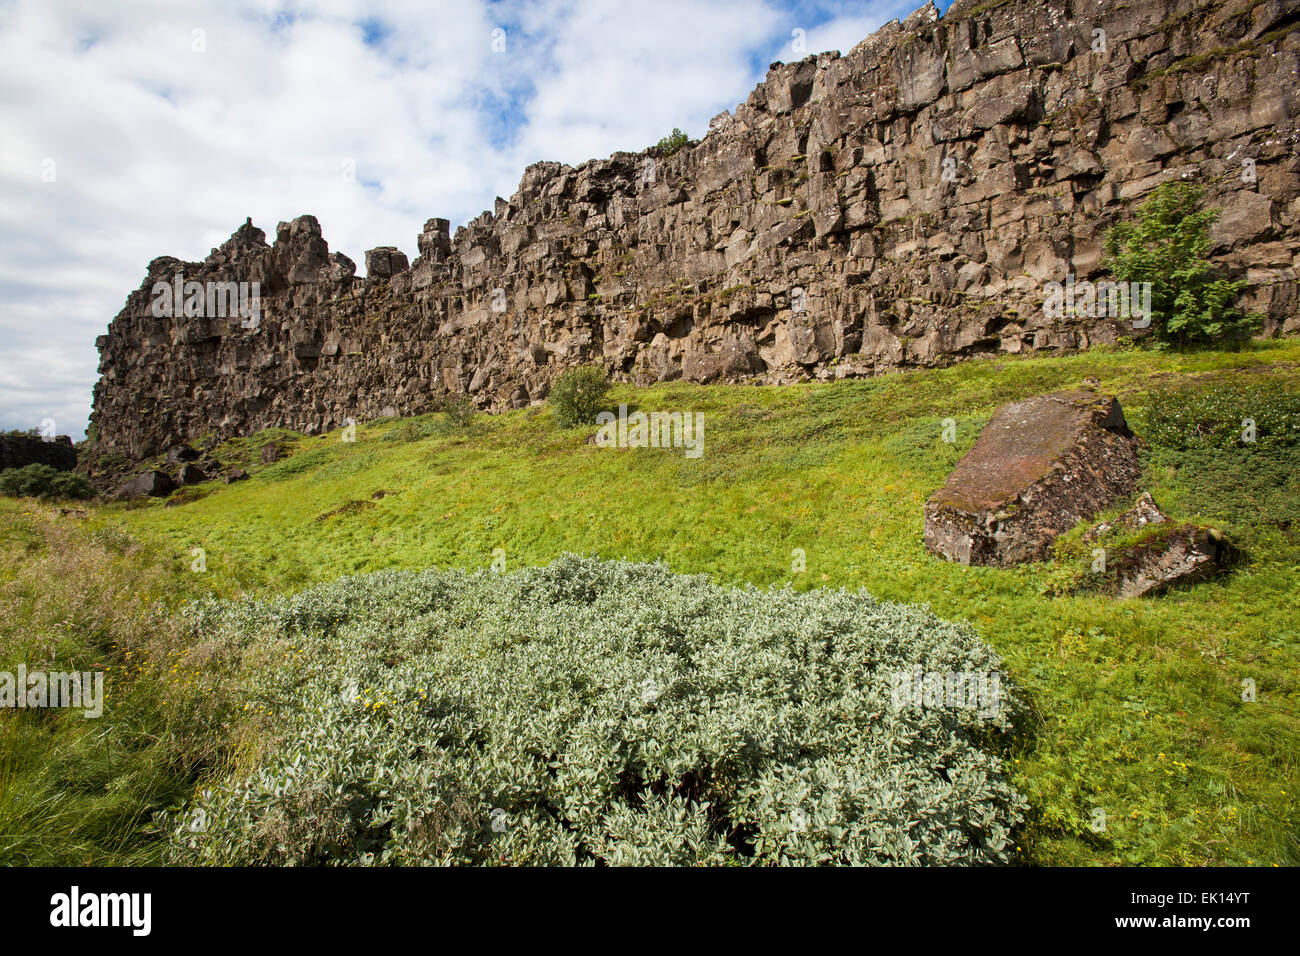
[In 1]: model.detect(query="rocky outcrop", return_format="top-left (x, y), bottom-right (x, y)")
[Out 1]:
top-left (1108, 523), bottom-right (1234, 597)
top-left (924, 390), bottom-right (1141, 564)
top-left (1081, 493), bottom-right (1235, 596)
top-left (0, 434), bottom-right (77, 472)
top-left (89, 0), bottom-right (1300, 461)
top-left (115, 470), bottom-right (174, 499)
top-left (1083, 490), bottom-right (1166, 542)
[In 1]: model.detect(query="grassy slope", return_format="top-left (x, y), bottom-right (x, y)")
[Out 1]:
top-left (4, 341), bottom-right (1299, 864)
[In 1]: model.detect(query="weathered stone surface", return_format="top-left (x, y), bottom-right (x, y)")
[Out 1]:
top-left (924, 390), bottom-right (1141, 565)
top-left (115, 470), bottom-right (174, 499)
top-left (1083, 490), bottom-right (1166, 543)
top-left (165, 445), bottom-right (199, 466)
top-left (176, 462), bottom-right (208, 486)
top-left (0, 434), bottom-right (76, 472)
top-left (364, 246), bottom-right (410, 277)
top-left (1210, 191), bottom-right (1276, 248)
top-left (87, 0), bottom-right (1300, 464)
top-left (1078, 493), bottom-right (1233, 596)
top-left (1110, 524), bottom-right (1233, 598)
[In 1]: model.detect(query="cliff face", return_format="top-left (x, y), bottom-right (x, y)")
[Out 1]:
top-left (90, 0), bottom-right (1300, 461)
top-left (0, 434), bottom-right (77, 472)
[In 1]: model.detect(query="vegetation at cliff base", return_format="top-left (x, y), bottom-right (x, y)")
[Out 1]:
top-left (548, 364), bottom-right (612, 428)
top-left (0, 463), bottom-right (94, 501)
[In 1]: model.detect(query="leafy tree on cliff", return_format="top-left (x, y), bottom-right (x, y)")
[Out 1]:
top-left (1104, 180), bottom-right (1256, 347)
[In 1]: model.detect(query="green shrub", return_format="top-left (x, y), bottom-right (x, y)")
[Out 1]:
top-left (548, 365), bottom-right (611, 428)
top-left (1143, 382), bottom-right (1300, 452)
top-left (384, 398), bottom-right (475, 441)
top-left (655, 128), bottom-right (690, 156)
top-left (382, 417), bottom-right (444, 443)
top-left (1104, 181), bottom-right (1255, 346)
top-left (441, 393), bottom-right (476, 429)
top-left (1138, 382), bottom-right (1300, 537)
top-left (0, 464), bottom-right (94, 500)
top-left (164, 555), bottom-right (1025, 866)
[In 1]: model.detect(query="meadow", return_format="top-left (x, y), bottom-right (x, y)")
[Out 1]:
top-left (2, 339), bottom-right (1298, 865)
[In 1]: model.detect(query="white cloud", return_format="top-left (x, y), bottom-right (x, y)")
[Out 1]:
top-left (0, 0), bottom-right (925, 441)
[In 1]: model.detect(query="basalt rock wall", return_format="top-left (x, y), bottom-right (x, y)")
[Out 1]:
top-left (90, 0), bottom-right (1300, 461)
top-left (0, 434), bottom-right (77, 472)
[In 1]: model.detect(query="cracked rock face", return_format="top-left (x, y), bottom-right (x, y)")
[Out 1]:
top-left (1110, 524), bottom-right (1233, 598)
top-left (88, 0), bottom-right (1300, 462)
top-left (924, 390), bottom-right (1141, 565)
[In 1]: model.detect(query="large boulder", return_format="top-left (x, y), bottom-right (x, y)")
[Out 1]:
top-left (165, 445), bottom-right (200, 466)
top-left (924, 390), bottom-right (1141, 565)
top-left (115, 470), bottom-right (175, 499)
top-left (176, 462), bottom-right (209, 486)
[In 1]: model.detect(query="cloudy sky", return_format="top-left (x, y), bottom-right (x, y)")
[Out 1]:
top-left (0, 0), bottom-right (948, 441)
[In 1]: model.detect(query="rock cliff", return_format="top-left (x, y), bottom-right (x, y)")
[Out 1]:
top-left (0, 434), bottom-right (77, 472)
top-left (90, 0), bottom-right (1300, 461)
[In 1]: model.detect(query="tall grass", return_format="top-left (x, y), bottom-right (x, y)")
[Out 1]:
top-left (0, 503), bottom-right (242, 864)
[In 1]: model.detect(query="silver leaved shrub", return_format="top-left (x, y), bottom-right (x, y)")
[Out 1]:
top-left (164, 555), bottom-right (1026, 865)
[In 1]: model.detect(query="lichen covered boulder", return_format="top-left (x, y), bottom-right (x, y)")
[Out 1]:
top-left (925, 390), bottom-right (1141, 565)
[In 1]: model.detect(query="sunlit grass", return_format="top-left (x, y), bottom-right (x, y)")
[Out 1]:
top-left (3, 339), bottom-right (1298, 864)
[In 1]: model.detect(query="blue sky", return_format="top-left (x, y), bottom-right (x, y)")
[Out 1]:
top-left (0, 0), bottom-right (951, 441)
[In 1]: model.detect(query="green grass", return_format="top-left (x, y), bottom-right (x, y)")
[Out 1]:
top-left (4, 340), bottom-right (1299, 865)
top-left (0, 505), bottom-right (233, 864)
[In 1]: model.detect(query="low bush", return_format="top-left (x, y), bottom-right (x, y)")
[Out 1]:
top-left (655, 128), bottom-right (690, 156)
top-left (0, 464), bottom-right (95, 500)
top-left (441, 393), bottom-right (476, 429)
top-left (382, 398), bottom-right (474, 444)
top-left (381, 418), bottom-right (444, 443)
top-left (1143, 381), bottom-right (1300, 451)
top-left (548, 365), bottom-right (611, 428)
top-left (1141, 382), bottom-right (1300, 537)
top-left (165, 555), bottom-right (1025, 866)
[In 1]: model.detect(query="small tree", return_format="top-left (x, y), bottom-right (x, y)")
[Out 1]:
top-left (1104, 180), bottom-right (1254, 347)
top-left (655, 128), bottom-right (690, 157)
top-left (549, 365), bottom-right (611, 428)
top-left (442, 392), bottom-right (476, 429)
